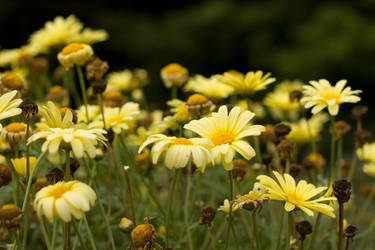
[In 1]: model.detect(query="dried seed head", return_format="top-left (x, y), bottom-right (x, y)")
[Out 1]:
top-left (198, 205), bottom-right (216, 225)
top-left (91, 79), bottom-right (108, 95)
top-left (289, 90), bottom-right (303, 102)
top-left (274, 124), bottom-right (291, 144)
top-left (20, 99), bottom-right (38, 121)
top-left (289, 163), bottom-right (301, 178)
top-left (32, 178), bottom-right (49, 192)
top-left (276, 139), bottom-right (295, 160)
top-left (0, 164), bottom-right (12, 188)
top-left (85, 57), bottom-right (109, 81)
top-left (261, 124), bottom-right (276, 143)
top-left (105, 129), bottom-right (115, 145)
top-left (333, 180), bottom-right (351, 203)
top-left (355, 129), bottom-right (372, 147)
top-left (0, 204), bottom-right (23, 229)
top-left (296, 220), bottom-right (312, 240)
top-left (232, 159), bottom-right (247, 182)
top-left (119, 217), bottom-right (134, 233)
top-left (334, 120), bottom-right (351, 140)
top-left (131, 223), bottom-right (156, 249)
top-left (46, 168), bottom-right (64, 184)
top-left (351, 105), bottom-right (368, 121)
top-left (344, 225), bottom-right (358, 238)
top-left (261, 153), bottom-right (273, 166)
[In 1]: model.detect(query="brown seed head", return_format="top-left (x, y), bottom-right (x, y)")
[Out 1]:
top-left (351, 105), bottom-right (368, 121)
top-left (91, 79), bottom-right (108, 95)
top-left (46, 168), bottom-right (64, 184)
top-left (289, 163), bottom-right (301, 178)
top-left (199, 205), bottom-right (216, 225)
top-left (344, 225), bottom-right (358, 238)
top-left (232, 159), bottom-right (247, 182)
top-left (334, 120), bottom-right (351, 140)
top-left (333, 180), bottom-right (351, 203)
top-left (289, 90), bottom-right (303, 102)
top-left (85, 57), bottom-right (109, 81)
top-left (274, 124), bottom-right (291, 144)
top-left (0, 164), bottom-right (12, 187)
top-left (0, 204), bottom-right (23, 228)
top-left (296, 220), bottom-right (312, 239)
top-left (355, 129), bottom-right (372, 147)
top-left (276, 139), bottom-right (295, 160)
top-left (20, 99), bottom-right (38, 121)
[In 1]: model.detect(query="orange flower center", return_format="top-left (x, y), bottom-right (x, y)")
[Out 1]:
top-left (321, 91), bottom-right (340, 101)
top-left (48, 185), bottom-right (71, 199)
top-left (61, 43), bottom-right (84, 55)
top-left (1, 73), bottom-right (24, 90)
top-left (5, 123), bottom-right (26, 133)
top-left (104, 91), bottom-right (124, 102)
top-left (286, 192), bottom-right (304, 202)
top-left (49, 85), bottom-right (65, 94)
top-left (186, 94), bottom-right (209, 105)
top-left (211, 132), bottom-right (234, 145)
top-left (227, 70), bottom-right (243, 77)
top-left (162, 63), bottom-right (186, 74)
top-left (171, 137), bottom-right (192, 145)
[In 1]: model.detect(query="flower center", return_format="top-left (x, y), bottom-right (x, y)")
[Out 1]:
top-left (5, 123), bottom-right (26, 133)
top-left (49, 85), bottom-right (65, 95)
top-left (227, 70), bottom-right (243, 77)
top-left (104, 91), bottom-right (124, 102)
top-left (0, 204), bottom-right (21, 219)
top-left (186, 94), bottom-right (209, 105)
top-left (107, 114), bottom-right (123, 126)
top-left (1, 73), bottom-right (24, 90)
top-left (162, 63), bottom-right (185, 74)
top-left (48, 185), bottom-right (71, 199)
top-left (171, 138), bottom-right (192, 145)
top-left (211, 132), bottom-right (234, 145)
top-left (287, 192), bottom-right (304, 203)
top-left (322, 91), bottom-right (340, 101)
top-left (61, 43), bottom-right (84, 55)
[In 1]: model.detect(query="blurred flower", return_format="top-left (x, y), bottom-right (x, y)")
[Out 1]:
top-left (46, 85), bottom-right (69, 106)
top-left (76, 105), bottom-right (100, 124)
top-left (106, 69), bottom-right (148, 93)
top-left (184, 74), bottom-right (234, 99)
top-left (10, 157), bottom-right (37, 177)
top-left (138, 134), bottom-right (213, 172)
top-left (0, 72), bottom-right (25, 96)
top-left (357, 143), bottom-right (375, 162)
top-left (218, 199), bottom-right (238, 214)
top-left (119, 217), bottom-right (134, 233)
top-left (234, 184), bottom-right (269, 211)
top-left (216, 70), bottom-right (275, 96)
top-left (301, 79), bottom-right (361, 116)
top-left (0, 44), bottom-right (41, 67)
top-left (184, 105), bottom-right (265, 170)
top-left (286, 113), bottom-right (328, 144)
top-left (71, 28), bottom-right (108, 44)
top-left (160, 63), bottom-right (188, 88)
top-left (58, 43), bottom-right (93, 68)
top-left (0, 90), bottom-right (22, 130)
top-left (263, 80), bottom-right (302, 121)
top-left (256, 171), bottom-right (336, 217)
top-left (34, 180), bottom-right (96, 222)
top-left (363, 162), bottom-right (375, 178)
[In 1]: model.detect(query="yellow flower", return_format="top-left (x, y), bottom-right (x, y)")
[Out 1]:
top-left (0, 90), bottom-right (22, 130)
top-left (105, 69), bottom-right (148, 93)
top-left (363, 163), bottom-right (375, 178)
top-left (218, 199), bottom-right (238, 214)
top-left (263, 80), bottom-right (303, 121)
top-left (58, 43), bottom-right (93, 68)
top-left (10, 157), bottom-right (37, 177)
top-left (184, 105), bottom-right (265, 170)
top-left (34, 181), bottom-right (96, 222)
top-left (256, 171), bottom-right (336, 217)
top-left (286, 113), bottom-right (328, 144)
top-left (91, 102), bottom-right (140, 133)
top-left (234, 184), bottom-right (269, 209)
top-left (138, 134), bottom-right (213, 172)
top-left (357, 143), bottom-right (375, 162)
top-left (160, 63), bottom-right (189, 88)
top-left (71, 28), bottom-right (108, 44)
top-left (216, 70), bottom-right (275, 96)
top-left (0, 44), bottom-right (42, 67)
top-left (76, 105), bottom-right (100, 124)
top-left (184, 75), bottom-right (234, 99)
top-left (301, 79), bottom-right (361, 116)
top-left (36, 101), bottom-right (74, 130)
top-left (236, 100), bottom-right (266, 120)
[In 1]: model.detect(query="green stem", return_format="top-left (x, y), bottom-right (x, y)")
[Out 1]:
top-left (38, 215), bottom-right (51, 249)
top-left (72, 219), bottom-right (88, 250)
top-left (51, 221), bottom-right (58, 250)
top-left (358, 184), bottom-right (375, 221)
top-left (252, 212), bottom-right (260, 250)
top-left (308, 213), bottom-right (322, 250)
top-left (98, 93), bottom-right (106, 129)
top-left (224, 171), bottom-right (234, 250)
top-left (184, 161), bottom-right (193, 250)
top-left (208, 226), bottom-right (217, 250)
top-left (83, 215), bottom-right (97, 250)
top-left (338, 203), bottom-right (344, 250)
top-left (328, 116), bottom-right (336, 185)
top-left (253, 137), bottom-right (262, 165)
top-left (65, 149), bottom-right (71, 181)
top-left (75, 65), bottom-right (89, 122)
top-left (171, 86), bottom-right (178, 100)
top-left (22, 122), bottom-right (31, 250)
top-left (286, 212), bottom-right (292, 250)
top-left (337, 138), bottom-right (343, 179)
top-left (166, 169), bottom-right (179, 248)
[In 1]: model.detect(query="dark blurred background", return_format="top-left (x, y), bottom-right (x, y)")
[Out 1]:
top-left (1, 0), bottom-right (375, 107)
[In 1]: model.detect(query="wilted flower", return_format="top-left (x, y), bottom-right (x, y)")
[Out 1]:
top-left (119, 217), bottom-right (134, 233)
top-left (131, 223), bottom-right (156, 249)
top-left (234, 184), bottom-right (269, 211)
top-left (0, 164), bottom-right (12, 187)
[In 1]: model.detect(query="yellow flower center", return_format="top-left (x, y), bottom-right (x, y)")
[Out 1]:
top-left (48, 185), bottom-right (71, 199)
top-left (49, 85), bottom-right (65, 95)
top-left (227, 70), bottom-right (243, 77)
top-left (186, 94), bottom-right (209, 105)
top-left (5, 123), bottom-right (26, 133)
top-left (308, 153), bottom-right (324, 163)
top-left (286, 192), bottom-right (304, 203)
top-left (61, 43), bottom-right (84, 55)
top-left (104, 91), bottom-right (124, 102)
top-left (321, 91), bottom-right (340, 101)
top-left (171, 138), bottom-right (192, 145)
top-left (0, 204), bottom-right (21, 219)
top-left (162, 63), bottom-right (186, 74)
top-left (1, 204), bottom-right (18, 210)
top-left (1, 73), bottom-right (24, 90)
top-left (211, 132), bottom-right (234, 145)
top-left (107, 114), bottom-right (123, 126)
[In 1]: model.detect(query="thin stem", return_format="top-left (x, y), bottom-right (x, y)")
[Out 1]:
top-left (252, 212), bottom-right (260, 250)
top-left (301, 239), bottom-right (304, 250)
top-left (38, 215), bottom-right (51, 250)
top-left (276, 206), bottom-right (285, 250)
top-left (286, 212), bottom-right (292, 250)
top-left (124, 167), bottom-right (137, 225)
top-left (224, 171), bottom-right (234, 250)
top-left (71, 219), bottom-right (88, 250)
top-left (208, 225), bottom-right (217, 250)
top-left (75, 65), bottom-right (89, 122)
top-left (337, 138), bottom-right (343, 179)
top-left (184, 161), bottom-right (193, 250)
top-left (344, 237), bottom-right (350, 250)
top-left (166, 169), bottom-right (179, 248)
top-left (171, 86), bottom-right (178, 99)
top-left (51, 221), bottom-right (58, 250)
top-left (83, 215), bottom-right (97, 250)
top-left (22, 122), bottom-right (31, 250)
top-left (328, 115), bottom-right (336, 185)
top-left (65, 149), bottom-right (71, 181)
top-left (308, 213), bottom-right (321, 250)
top-left (338, 203), bottom-right (344, 250)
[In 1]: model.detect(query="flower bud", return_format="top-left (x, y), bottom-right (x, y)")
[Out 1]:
top-left (160, 63), bottom-right (188, 88)
top-left (119, 217), bottom-right (134, 233)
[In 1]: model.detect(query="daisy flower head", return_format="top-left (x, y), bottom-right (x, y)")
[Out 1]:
top-left (301, 79), bottom-right (361, 116)
top-left (216, 70), bottom-right (275, 96)
top-left (58, 43), bottom-right (93, 68)
top-left (234, 184), bottom-right (269, 210)
top-left (184, 74), bottom-right (234, 99)
top-left (37, 101), bottom-right (74, 130)
top-left (256, 171), bottom-right (336, 217)
top-left (0, 90), bottom-right (22, 130)
top-left (184, 105), bottom-right (265, 170)
top-left (138, 134), bottom-right (214, 172)
top-left (160, 63), bottom-right (189, 88)
top-left (34, 180), bottom-right (96, 222)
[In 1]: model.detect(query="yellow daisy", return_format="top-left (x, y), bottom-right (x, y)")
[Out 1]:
top-left (34, 181), bottom-right (96, 222)
top-left (10, 157), bottom-right (37, 177)
top-left (36, 101), bottom-right (74, 130)
top-left (184, 105), bottom-right (265, 170)
top-left (357, 143), bottom-right (375, 162)
top-left (0, 90), bottom-right (22, 130)
top-left (71, 28), bottom-right (108, 44)
top-left (184, 75), bottom-right (234, 99)
top-left (138, 134), bottom-right (213, 172)
top-left (301, 79), bottom-right (361, 116)
top-left (216, 70), bottom-right (275, 96)
top-left (58, 43), bottom-right (93, 68)
top-left (256, 171), bottom-right (336, 217)
top-left (218, 199), bottom-right (238, 214)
